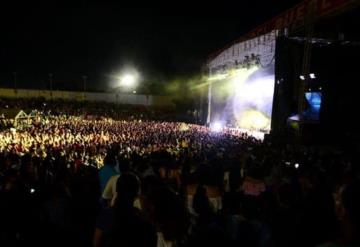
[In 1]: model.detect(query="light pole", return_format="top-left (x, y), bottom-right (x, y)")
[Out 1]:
top-left (13, 72), bottom-right (17, 96)
top-left (82, 75), bottom-right (87, 101)
top-left (143, 82), bottom-right (150, 106)
top-left (49, 73), bottom-right (53, 99)
top-left (206, 68), bottom-right (212, 126)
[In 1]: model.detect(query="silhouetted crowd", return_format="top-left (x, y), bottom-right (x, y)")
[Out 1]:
top-left (0, 97), bottom-right (192, 123)
top-left (0, 98), bottom-right (359, 247)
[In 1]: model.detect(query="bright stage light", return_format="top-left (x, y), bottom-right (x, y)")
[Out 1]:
top-left (237, 110), bottom-right (270, 130)
top-left (121, 74), bottom-right (136, 87)
top-left (209, 64), bottom-right (274, 133)
top-left (211, 121), bottom-right (224, 132)
top-left (299, 75), bottom-right (305, 80)
top-left (231, 66), bottom-right (274, 131)
top-left (207, 73), bottom-right (228, 81)
top-left (309, 73), bottom-right (316, 79)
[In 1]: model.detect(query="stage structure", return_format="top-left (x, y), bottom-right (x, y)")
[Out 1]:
top-left (205, 0), bottom-right (359, 138)
top-left (207, 31), bottom-right (277, 133)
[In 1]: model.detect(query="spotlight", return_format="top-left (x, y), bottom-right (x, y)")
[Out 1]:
top-left (294, 163), bottom-right (299, 169)
top-left (309, 73), bottom-right (316, 79)
top-left (299, 75), bottom-right (305, 80)
top-left (207, 73), bottom-right (228, 81)
top-left (211, 121), bottom-right (223, 132)
top-left (121, 74), bottom-right (136, 87)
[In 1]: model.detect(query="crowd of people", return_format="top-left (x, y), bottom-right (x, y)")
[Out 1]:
top-left (0, 97), bottom-right (193, 123)
top-left (0, 98), bottom-right (359, 247)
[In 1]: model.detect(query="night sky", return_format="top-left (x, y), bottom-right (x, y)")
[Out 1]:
top-left (1, 1), bottom-right (301, 92)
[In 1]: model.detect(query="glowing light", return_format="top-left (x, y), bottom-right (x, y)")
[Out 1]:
top-left (288, 114), bottom-right (300, 121)
top-left (304, 92), bottom-right (322, 120)
top-left (305, 92), bottom-right (322, 107)
top-left (294, 163), bottom-right (299, 169)
top-left (237, 110), bottom-right (270, 130)
top-left (300, 75), bottom-right (305, 80)
top-left (207, 73), bottom-right (228, 81)
top-left (211, 121), bottom-right (224, 132)
top-left (231, 66), bottom-right (274, 131)
top-left (209, 63), bottom-right (274, 133)
top-left (309, 73), bottom-right (316, 79)
top-left (133, 90), bottom-right (136, 94)
top-left (121, 74), bottom-right (136, 87)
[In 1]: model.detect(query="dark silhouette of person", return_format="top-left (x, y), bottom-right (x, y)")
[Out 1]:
top-left (93, 173), bottom-right (157, 247)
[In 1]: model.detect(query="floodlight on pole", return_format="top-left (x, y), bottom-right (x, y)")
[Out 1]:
top-left (121, 74), bottom-right (136, 88)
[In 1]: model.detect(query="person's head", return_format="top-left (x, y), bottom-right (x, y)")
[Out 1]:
top-left (193, 184), bottom-right (212, 217)
top-left (103, 152), bottom-right (117, 167)
top-left (116, 172), bottom-right (140, 204)
top-left (118, 156), bottom-right (131, 173)
top-left (149, 186), bottom-right (190, 241)
top-left (2, 169), bottom-right (19, 192)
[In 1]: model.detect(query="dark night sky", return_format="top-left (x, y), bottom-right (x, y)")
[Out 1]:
top-left (1, 1), bottom-right (302, 92)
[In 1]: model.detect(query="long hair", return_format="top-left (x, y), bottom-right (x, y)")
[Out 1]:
top-left (114, 172), bottom-right (139, 206)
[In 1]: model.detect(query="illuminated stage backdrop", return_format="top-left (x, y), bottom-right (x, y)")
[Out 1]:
top-left (207, 31), bottom-right (276, 132)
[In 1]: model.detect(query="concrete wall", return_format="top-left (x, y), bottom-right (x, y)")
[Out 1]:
top-left (0, 88), bottom-right (175, 107)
